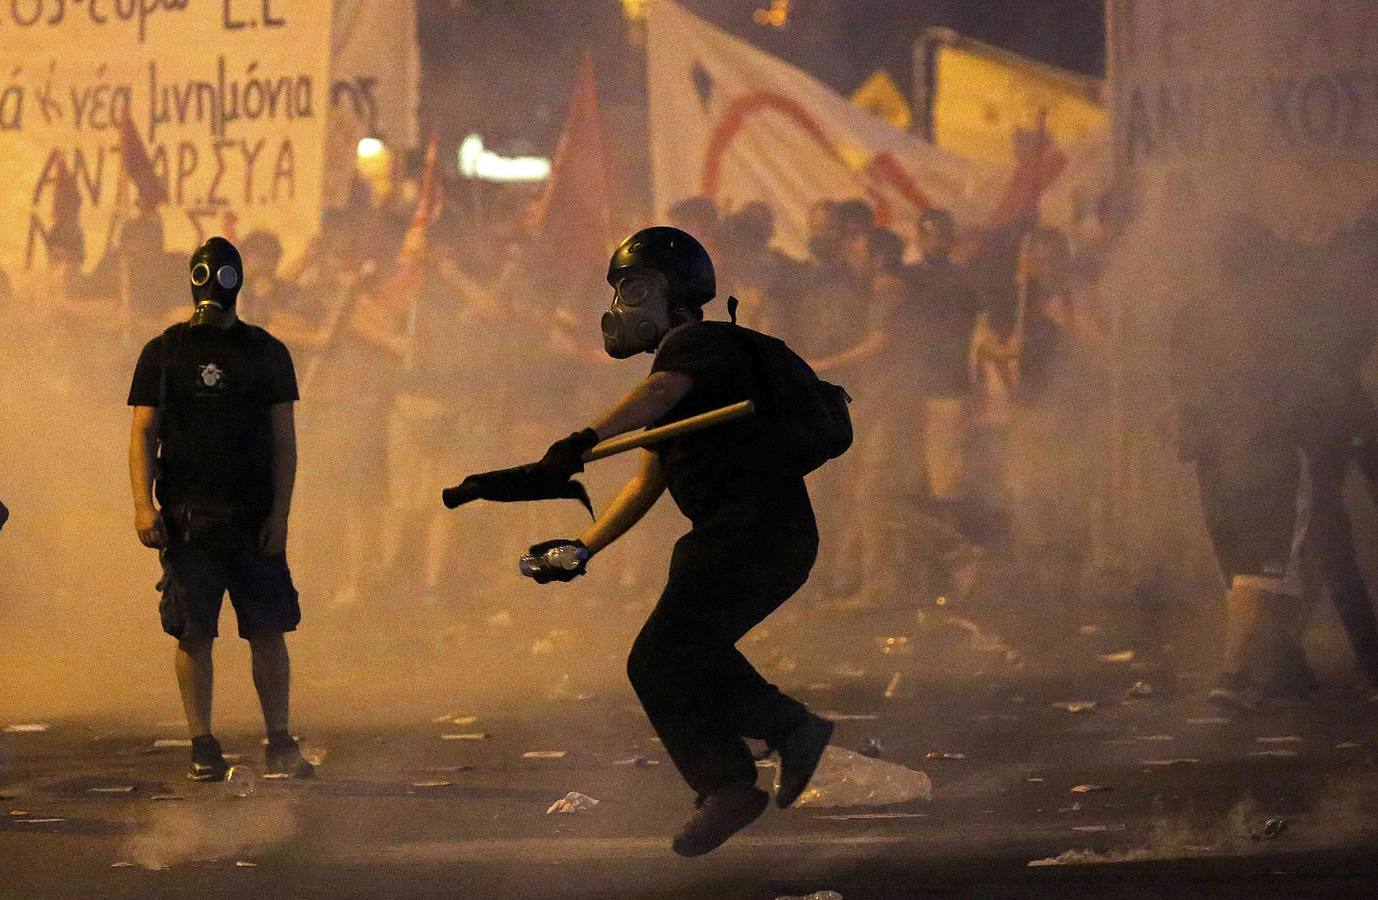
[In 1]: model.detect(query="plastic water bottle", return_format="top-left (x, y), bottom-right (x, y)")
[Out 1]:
top-left (224, 765), bottom-right (256, 798)
top-left (520, 544), bottom-right (589, 577)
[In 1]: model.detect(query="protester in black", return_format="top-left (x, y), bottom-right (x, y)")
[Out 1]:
top-left (128, 236), bottom-right (314, 781)
top-left (521, 227), bottom-right (833, 857)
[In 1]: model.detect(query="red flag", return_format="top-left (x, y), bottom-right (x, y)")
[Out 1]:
top-left (986, 111), bottom-right (1066, 229)
top-left (528, 50), bottom-right (615, 303)
top-left (118, 117), bottom-right (168, 212)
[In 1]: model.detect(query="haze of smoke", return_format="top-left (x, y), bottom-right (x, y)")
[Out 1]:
top-left (121, 797), bottom-right (300, 870)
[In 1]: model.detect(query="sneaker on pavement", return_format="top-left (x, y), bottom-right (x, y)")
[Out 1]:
top-left (775, 713), bottom-right (835, 809)
top-left (671, 783), bottom-right (768, 858)
top-left (264, 735), bottom-right (316, 779)
top-left (187, 734), bottom-right (229, 782)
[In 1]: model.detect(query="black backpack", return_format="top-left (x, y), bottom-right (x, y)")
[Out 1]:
top-left (718, 314), bottom-right (853, 476)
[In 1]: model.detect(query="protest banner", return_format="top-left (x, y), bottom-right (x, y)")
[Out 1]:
top-left (647, 0), bottom-right (1108, 258)
top-left (323, 0), bottom-right (420, 208)
top-left (0, 0), bottom-right (334, 275)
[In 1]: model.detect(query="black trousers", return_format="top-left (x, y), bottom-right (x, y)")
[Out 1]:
top-left (628, 513), bottom-right (818, 799)
top-left (1306, 441), bottom-right (1378, 686)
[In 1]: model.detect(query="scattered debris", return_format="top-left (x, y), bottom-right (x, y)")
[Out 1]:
top-left (781, 747), bottom-right (932, 807)
top-left (877, 635), bottom-right (913, 656)
top-left (1255, 736), bottom-right (1302, 745)
top-left (111, 862), bottom-right (135, 868)
top-left (924, 752), bottom-right (966, 761)
top-left (1071, 784), bottom-right (1111, 794)
top-left (152, 739), bottom-right (193, 749)
top-left (814, 812), bottom-right (927, 821)
top-left (1124, 681), bottom-right (1154, 699)
top-left (3, 724), bottom-right (50, 734)
top-left (224, 766), bottom-right (256, 798)
top-left (1254, 818), bottom-right (1287, 840)
top-left (424, 765), bottom-right (474, 774)
top-left (431, 713), bottom-right (457, 724)
top-left (819, 712), bottom-right (879, 721)
top-left (15, 818), bottom-right (67, 824)
top-left (775, 891), bottom-right (843, 900)
top-left (829, 661), bottom-right (867, 680)
top-left (1335, 741), bottom-right (1361, 750)
top-left (859, 738), bottom-right (884, 758)
top-left (234, 860), bottom-right (258, 868)
top-left (1078, 625), bottom-right (1101, 635)
top-left (1248, 749), bottom-right (1298, 758)
top-left (149, 795), bottom-right (184, 801)
top-left (450, 716), bottom-right (478, 727)
top-left (1186, 717), bottom-right (1230, 726)
top-left (9, 810), bottom-right (30, 816)
top-left (88, 786), bottom-right (135, 794)
top-left (882, 673), bottom-right (909, 700)
top-left (1025, 777), bottom-right (1046, 783)
top-left (1099, 650), bottom-right (1135, 664)
top-left (546, 792), bottom-right (599, 814)
top-left (612, 756), bottom-right (661, 768)
top-left (1072, 824), bottom-right (1126, 832)
top-left (1052, 701), bottom-right (1097, 714)
top-left (300, 745), bottom-right (327, 767)
top-left (1057, 802), bottom-right (1082, 813)
top-left (1141, 758), bottom-right (1199, 766)
top-left (522, 751), bottom-right (568, 760)
top-left (411, 780), bottom-right (454, 788)
top-left (441, 733), bottom-right (490, 741)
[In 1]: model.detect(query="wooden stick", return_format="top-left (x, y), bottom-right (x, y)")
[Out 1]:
top-left (582, 400), bottom-right (756, 462)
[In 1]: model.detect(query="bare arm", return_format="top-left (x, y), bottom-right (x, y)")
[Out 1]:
top-left (258, 402), bottom-right (297, 555)
top-left (811, 329), bottom-right (887, 374)
top-left (577, 449), bottom-right (668, 555)
top-left (129, 405), bottom-right (165, 548)
top-left (589, 370), bottom-right (693, 440)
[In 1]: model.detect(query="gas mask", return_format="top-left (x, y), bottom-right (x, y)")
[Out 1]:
top-left (601, 272), bottom-right (673, 359)
top-left (187, 236), bottom-right (243, 328)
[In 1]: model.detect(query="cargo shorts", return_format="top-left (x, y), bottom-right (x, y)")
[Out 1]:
top-left (157, 504), bottom-right (301, 640)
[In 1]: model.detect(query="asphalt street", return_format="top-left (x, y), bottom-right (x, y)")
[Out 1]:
top-left (5, 644), bottom-right (1378, 899)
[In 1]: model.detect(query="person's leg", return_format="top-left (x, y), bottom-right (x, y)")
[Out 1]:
top-left (248, 632), bottom-right (290, 735)
top-left (175, 637), bottom-right (215, 737)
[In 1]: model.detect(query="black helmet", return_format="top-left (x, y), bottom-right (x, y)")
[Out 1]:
top-left (607, 226), bottom-right (715, 308)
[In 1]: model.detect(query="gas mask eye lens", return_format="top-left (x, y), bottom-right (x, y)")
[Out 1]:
top-left (191, 262), bottom-right (211, 286)
top-left (616, 276), bottom-right (656, 307)
top-left (216, 265), bottom-right (239, 289)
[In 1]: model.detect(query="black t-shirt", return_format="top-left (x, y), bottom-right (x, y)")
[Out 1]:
top-left (649, 321), bottom-right (813, 528)
top-left (128, 321), bottom-right (298, 516)
top-left (889, 258), bottom-right (981, 394)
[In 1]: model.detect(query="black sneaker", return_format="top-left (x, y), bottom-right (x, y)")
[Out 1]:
top-left (775, 714), bottom-right (835, 809)
top-left (1208, 672), bottom-right (1265, 714)
top-left (671, 783), bottom-right (768, 858)
top-left (187, 734), bottom-right (229, 782)
top-left (264, 735), bottom-right (316, 779)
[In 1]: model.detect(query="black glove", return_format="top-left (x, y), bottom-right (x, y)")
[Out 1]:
top-left (521, 539), bottom-right (589, 584)
top-left (534, 428), bottom-right (600, 482)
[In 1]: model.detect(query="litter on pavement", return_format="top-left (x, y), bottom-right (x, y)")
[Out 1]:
top-left (546, 792), bottom-right (599, 814)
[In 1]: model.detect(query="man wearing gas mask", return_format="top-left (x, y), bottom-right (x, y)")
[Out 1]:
top-left (127, 236), bottom-right (313, 781)
top-left (521, 227), bottom-right (834, 857)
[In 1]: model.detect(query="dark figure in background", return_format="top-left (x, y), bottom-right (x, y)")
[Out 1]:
top-left (1291, 213), bottom-right (1378, 692)
top-left (237, 230), bottom-right (298, 324)
top-left (1169, 217), bottom-right (1324, 711)
top-left (522, 227), bottom-right (833, 857)
top-left (128, 236), bottom-right (314, 780)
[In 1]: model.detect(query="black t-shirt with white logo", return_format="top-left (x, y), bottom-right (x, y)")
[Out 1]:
top-left (650, 321), bottom-right (814, 530)
top-left (128, 321), bottom-right (298, 517)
